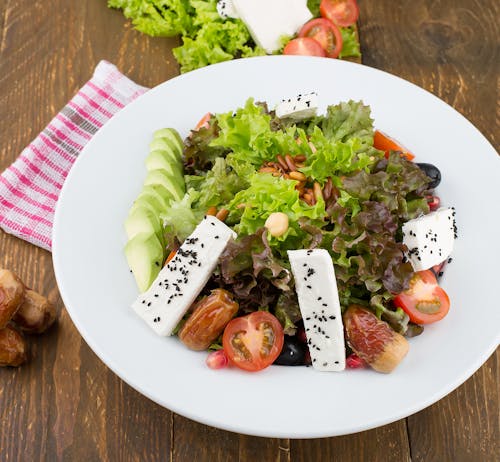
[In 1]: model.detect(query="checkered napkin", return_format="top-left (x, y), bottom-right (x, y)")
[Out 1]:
top-left (0, 61), bottom-right (148, 251)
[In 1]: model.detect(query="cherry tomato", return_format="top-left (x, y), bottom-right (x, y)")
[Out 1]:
top-left (393, 270), bottom-right (450, 324)
top-left (222, 311), bottom-right (284, 372)
top-left (298, 18), bottom-right (343, 58)
top-left (374, 130), bottom-right (415, 161)
top-left (320, 0), bottom-right (359, 28)
top-left (283, 37), bottom-right (327, 57)
top-left (195, 112), bottom-right (211, 130)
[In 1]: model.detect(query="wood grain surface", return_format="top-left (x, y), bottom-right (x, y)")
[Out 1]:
top-left (0, 0), bottom-right (498, 461)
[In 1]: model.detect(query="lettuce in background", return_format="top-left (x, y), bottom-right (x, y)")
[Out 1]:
top-left (108, 0), bottom-right (265, 72)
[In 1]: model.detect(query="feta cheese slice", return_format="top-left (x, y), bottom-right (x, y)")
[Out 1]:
top-left (217, 0), bottom-right (239, 19)
top-left (275, 92), bottom-right (318, 120)
top-left (232, 0), bottom-right (313, 53)
top-left (132, 216), bottom-right (237, 336)
top-left (288, 249), bottom-right (346, 372)
top-left (402, 207), bottom-right (457, 271)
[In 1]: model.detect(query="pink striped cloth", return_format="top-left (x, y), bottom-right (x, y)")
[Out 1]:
top-left (0, 61), bottom-right (148, 251)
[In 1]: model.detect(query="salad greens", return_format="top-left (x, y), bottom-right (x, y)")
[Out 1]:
top-left (108, 0), bottom-right (361, 72)
top-left (108, 0), bottom-right (265, 72)
top-left (163, 98), bottom-right (431, 335)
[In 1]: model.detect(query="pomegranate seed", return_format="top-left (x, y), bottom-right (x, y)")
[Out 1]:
top-left (427, 195), bottom-right (440, 211)
top-left (206, 350), bottom-right (228, 370)
top-left (346, 353), bottom-right (366, 369)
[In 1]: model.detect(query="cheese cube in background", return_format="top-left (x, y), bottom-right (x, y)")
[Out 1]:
top-left (402, 207), bottom-right (457, 271)
top-left (217, 0), bottom-right (239, 19)
top-left (132, 216), bottom-right (237, 336)
top-left (275, 92), bottom-right (318, 120)
top-left (288, 249), bottom-right (346, 372)
top-left (232, 0), bottom-right (313, 53)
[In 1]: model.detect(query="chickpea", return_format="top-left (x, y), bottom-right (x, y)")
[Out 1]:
top-left (264, 212), bottom-right (289, 237)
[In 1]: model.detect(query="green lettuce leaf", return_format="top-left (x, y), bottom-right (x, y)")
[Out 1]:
top-left (307, 0), bottom-right (321, 17)
top-left (161, 188), bottom-right (203, 240)
top-left (339, 26), bottom-right (361, 59)
top-left (188, 157), bottom-right (248, 211)
top-left (227, 173), bottom-right (326, 254)
top-left (108, 0), bottom-right (193, 37)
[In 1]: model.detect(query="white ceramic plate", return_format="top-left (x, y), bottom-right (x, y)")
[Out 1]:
top-left (53, 56), bottom-right (499, 438)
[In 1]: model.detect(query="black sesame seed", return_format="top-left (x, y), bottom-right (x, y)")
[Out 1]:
top-left (141, 300), bottom-right (145, 304)
top-left (307, 285), bottom-right (312, 289)
top-left (147, 302), bottom-right (151, 307)
top-left (322, 303), bottom-right (327, 307)
top-left (334, 361), bottom-right (339, 364)
top-left (154, 294), bottom-right (159, 297)
top-left (323, 362), bottom-right (327, 367)
top-left (317, 297), bottom-right (322, 301)
top-left (214, 235), bottom-right (219, 239)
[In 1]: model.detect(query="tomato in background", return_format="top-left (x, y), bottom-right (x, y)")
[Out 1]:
top-left (283, 37), bottom-right (327, 57)
top-left (320, 0), bottom-right (359, 28)
top-left (298, 18), bottom-right (343, 58)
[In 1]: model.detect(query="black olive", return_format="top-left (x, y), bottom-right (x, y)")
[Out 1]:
top-left (416, 163), bottom-right (441, 189)
top-left (274, 336), bottom-right (307, 366)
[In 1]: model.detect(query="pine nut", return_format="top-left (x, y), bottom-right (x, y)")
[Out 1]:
top-left (259, 166), bottom-right (277, 173)
top-left (323, 177), bottom-right (332, 200)
top-left (264, 212), bottom-right (289, 237)
top-left (276, 155), bottom-right (289, 172)
top-left (314, 182), bottom-right (323, 201)
top-left (285, 154), bottom-right (297, 172)
top-left (289, 171), bottom-right (306, 181)
top-left (215, 208), bottom-right (229, 221)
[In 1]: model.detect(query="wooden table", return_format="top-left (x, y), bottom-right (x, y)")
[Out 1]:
top-left (0, 1), bottom-right (498, 460)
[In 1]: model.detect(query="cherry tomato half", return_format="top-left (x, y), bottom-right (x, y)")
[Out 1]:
top-left (298, 18), bottom-right (343, 58)
top-left (374, 130), bottom-right (416, 161)
top-left (320, 0), bottom-right (359, 28)
top-left (283, 37), bottom-right (327, 57)
top-left (393, 270), bottom-right (450, 324)
top-left (222, 311), bottom-right (284, 372)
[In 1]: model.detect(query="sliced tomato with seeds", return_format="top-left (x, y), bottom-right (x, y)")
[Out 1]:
top-left (374, 130), bottom-right (415, 161)
top-left (320, 0), bottom-right (359, 28)
top-left (283, 37), bottom-right (327, 57)
top-left (393, 270), bottom-right (450, 324)
top-left (298, 18), bottom-right (343, 58)
top-left (222, 311), bottom-right (284, 372)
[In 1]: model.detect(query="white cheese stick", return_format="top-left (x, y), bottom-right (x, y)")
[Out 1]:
top-left (288, 249), bottom-right (346, 371)
top-left (232, 0), bottom-right (313, 53)
top-left (132, 216), bottom-right (236, 336)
